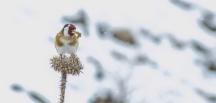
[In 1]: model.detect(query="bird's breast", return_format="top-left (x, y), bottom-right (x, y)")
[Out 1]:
top-left (56, 37), bottom-right (78, 46)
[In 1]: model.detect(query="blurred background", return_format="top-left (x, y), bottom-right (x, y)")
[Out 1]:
top-left (1, 0), bottom-right (216, 103)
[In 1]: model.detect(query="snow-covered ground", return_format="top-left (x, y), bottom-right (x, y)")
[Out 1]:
top-left (0, 0), bottom-right (216, 103)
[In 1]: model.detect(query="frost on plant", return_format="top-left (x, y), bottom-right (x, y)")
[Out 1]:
top-left (50, 54), bottom-right (83, 75)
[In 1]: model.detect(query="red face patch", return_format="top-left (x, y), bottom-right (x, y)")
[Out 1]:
top-left (68, 24), bottom-right (76, 36)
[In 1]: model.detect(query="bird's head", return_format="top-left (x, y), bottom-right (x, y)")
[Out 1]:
top-left (61, 24), bottom-right (81, 41)
top-left (62, 24), bottom-right (76, 37)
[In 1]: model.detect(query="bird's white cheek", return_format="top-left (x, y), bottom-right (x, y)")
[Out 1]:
top-left (63, 28), bottom-right (69, 36)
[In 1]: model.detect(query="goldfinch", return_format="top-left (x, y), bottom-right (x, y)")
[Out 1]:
top-left (55, 24), bottom-right (81, 55)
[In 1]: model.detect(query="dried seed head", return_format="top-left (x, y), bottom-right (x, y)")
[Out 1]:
top-left (50, 54), bottom-right (83, 75)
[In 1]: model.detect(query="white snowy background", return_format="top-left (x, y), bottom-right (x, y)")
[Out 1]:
top-left (0, 0), bottom-right (216, 103)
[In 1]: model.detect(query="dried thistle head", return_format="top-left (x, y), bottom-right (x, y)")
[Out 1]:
top-left (50, 54), bottom-right (83, 75)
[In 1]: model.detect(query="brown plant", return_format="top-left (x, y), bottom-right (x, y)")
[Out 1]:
top-left (50, 54), bottom-right (83, 103)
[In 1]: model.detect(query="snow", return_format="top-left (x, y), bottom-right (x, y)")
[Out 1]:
top-left (0, 0), bottom-right (216, 103)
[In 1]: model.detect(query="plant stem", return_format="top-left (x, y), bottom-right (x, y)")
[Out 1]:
top-left (60, 72), bottom-right (67, 103)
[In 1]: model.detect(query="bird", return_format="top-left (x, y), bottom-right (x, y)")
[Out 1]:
top-left (55, 24), bottom-right (81, 56)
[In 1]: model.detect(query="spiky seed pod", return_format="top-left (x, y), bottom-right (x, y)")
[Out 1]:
top-left (50, 54), bottom-right (83, 75)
